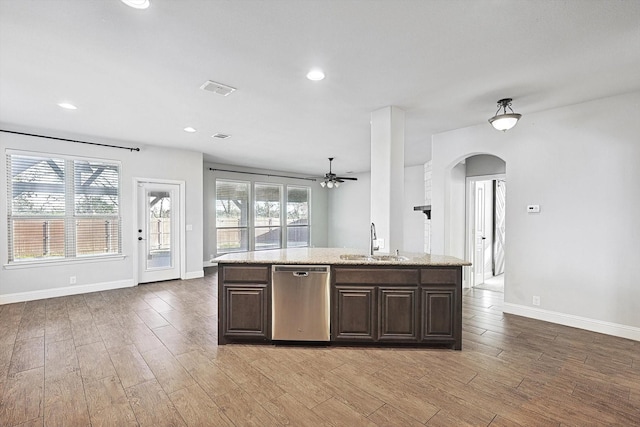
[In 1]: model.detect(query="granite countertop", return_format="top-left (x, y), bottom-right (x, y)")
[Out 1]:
top-left (213, 247), bottom-right (471, 266)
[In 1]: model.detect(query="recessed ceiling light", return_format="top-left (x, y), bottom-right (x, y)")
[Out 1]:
top-left (183, 127), bottom-right (197, 133)
top-left (212, 133), bottom-right (231, 139)
top-left (306, 69), bottom-right (325, 81)
top-left (58, 103), bottom-right (77, 110)
top-left (120, 0), bottom-right (150, 9)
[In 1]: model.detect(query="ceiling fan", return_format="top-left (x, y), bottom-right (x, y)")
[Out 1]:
top-left (318, 157), bottom-right (357, 188)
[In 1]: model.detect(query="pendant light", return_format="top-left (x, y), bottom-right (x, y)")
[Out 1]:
top-left (121, 0), bottom-right (150, 9)
top-left (489, 98), bottom-right (522, 131)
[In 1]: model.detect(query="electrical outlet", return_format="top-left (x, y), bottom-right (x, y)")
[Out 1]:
top-left (377, 238), bottom-right (385, 249)
top-left (532, 295), bottom-right (540, 306)
top-left (70, 276), bottom-right (77, 285)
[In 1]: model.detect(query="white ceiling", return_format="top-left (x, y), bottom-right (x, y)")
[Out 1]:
top-left (1, 0), bottom-right (639, 177)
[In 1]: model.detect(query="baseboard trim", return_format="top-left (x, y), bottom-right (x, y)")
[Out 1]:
top-left (503, 302), bottom-right (640, 342)
top-left (0, 279), bottom-right (135, 305)
top-left (185, 270), bottom-right (204, 280)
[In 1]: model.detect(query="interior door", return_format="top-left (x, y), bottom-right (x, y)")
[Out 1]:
top-left (137, 182), bottom-right (180, 283)
top-left (494, 180), bottom-right (506, 275)
top-left (473, 182), bottom-right (486, 286)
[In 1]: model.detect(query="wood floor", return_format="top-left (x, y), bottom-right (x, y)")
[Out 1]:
top-left (1, 269), bottom-right (638, 426)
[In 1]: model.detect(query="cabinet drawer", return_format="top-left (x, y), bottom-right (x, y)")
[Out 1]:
top-left (420, 268), bottom-right (458, 285)
top-left (334, 268), bottom-right (418, 285)
top-left (222, 265), bottom-right (269, 283)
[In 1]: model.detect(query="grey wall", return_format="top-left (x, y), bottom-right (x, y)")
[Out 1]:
top-left (431, 91), bottom-right (640, 338)
top-left (204, 162), bottom-right (329, 263)
top-left (0, 130), bottom-right (204, 301)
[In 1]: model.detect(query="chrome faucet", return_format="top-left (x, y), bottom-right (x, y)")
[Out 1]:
top-left (370, 222), bottom-right (379, 256)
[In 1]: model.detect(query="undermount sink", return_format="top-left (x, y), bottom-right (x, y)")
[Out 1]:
top-left (339, 254), bottom-right (372, 261)
top-left (339, 254), bottom-right (409, 262)
top-left (371, 254), bottom-right (409, 261)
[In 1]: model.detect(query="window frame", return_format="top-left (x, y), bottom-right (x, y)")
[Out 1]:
top-left (6, 150), bottom-right (122, 265)
top-left (214, 179), bottom-right (251, 255)
top-left (253, 182), bottom-right (283, 251)
top-left (214, 177), bottom-right (311, 256)
top-left (285, 185), bottom-right (311, 248)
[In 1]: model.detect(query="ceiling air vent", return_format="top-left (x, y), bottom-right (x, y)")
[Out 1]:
top-left (200, 80), bottom-right (236, 96)
top-left (212, 133), bottom-right (231, 139)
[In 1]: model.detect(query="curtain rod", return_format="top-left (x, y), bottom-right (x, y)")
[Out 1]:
top-left (0, 129), bottom-right (141, 152)
top-left (209, 167), bottom-right (316, 182)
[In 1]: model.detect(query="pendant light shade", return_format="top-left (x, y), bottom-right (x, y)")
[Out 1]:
top-left (489, 98), bottom-right (522, 131)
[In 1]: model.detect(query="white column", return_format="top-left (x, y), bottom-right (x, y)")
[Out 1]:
top-left (370, 106), bottom-right (404, 253)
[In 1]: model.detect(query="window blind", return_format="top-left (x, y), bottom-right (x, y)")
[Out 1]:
top-left (7, 153), bottom-right (121, 262)
top-left (214, 178), bottom-right (310, 256)
top-left (215, 180), bottom-right (249, 254)
top-left (254, 183), bottom-right (282, 250)
top-left (286, 186), bottom-right (310, 248)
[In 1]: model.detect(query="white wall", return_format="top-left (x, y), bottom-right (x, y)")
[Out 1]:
top-left (403, 165), bottom-right (426, 253)
top-left (328, 167), bottom-right (426, 253)
top-left (431, 91), bottom-right (640, 339)
top-left (327, 172), bottom-right (370, 250)
top-left (370, 106), bottom-right (405, 253)
top-left (466, 154), bottom-right (506, 177)
top-left (0, 131), bottom-right (204, 302)
top-left (447, 163), bottom-right (467, 259)
top-left (204, 162), bottom-right (329, 262)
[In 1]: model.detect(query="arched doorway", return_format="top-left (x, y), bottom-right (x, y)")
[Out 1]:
top-left (449, 154), bottom-right (506, 291)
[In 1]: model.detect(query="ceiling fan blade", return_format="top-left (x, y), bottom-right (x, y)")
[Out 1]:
top-left (335, 176), bottom-right (358, 181)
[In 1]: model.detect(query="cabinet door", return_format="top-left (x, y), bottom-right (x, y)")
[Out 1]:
top-left (378, 288), bottom-right (417, 341)
top-left (334, 286), bottom-right (376, 341)
top-left (421, 288), bottom-right (455, 340)
top-left (222, 284), bottom-right (269, 341)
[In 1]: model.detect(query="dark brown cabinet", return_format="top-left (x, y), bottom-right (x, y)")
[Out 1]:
top-left (219, 265), bottom-right (270, 344)
top-left (421, 288), bottom-right (454, 336)
top-left (420, 268), bottom-right (461, 349)
top-left (333, 267), bottom-right (420, 344)
top-left (218, 263), bottom-right (462, 349)
top-left (378, 287), bottom-right (417, 341)
top-left (334, 286), bottom-right (376, 341)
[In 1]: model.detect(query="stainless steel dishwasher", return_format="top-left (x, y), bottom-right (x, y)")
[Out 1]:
top-left (272, 265), bottom-right (330, 341)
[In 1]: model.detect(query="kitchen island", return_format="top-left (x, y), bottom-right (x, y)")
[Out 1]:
top-left (214, 248), bottom-right (470, 350)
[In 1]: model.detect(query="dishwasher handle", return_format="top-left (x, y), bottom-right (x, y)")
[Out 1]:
top-left (293, 271), bottom-right (309, 277)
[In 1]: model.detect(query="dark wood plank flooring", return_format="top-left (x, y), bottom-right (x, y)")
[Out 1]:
top-left (0, 268), bottom-right (638, 426)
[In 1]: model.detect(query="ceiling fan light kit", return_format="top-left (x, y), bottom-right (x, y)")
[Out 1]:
top-left (319, 157), bottom-right (356, 189)
top-left (489, 98), bottom-right (522, 131)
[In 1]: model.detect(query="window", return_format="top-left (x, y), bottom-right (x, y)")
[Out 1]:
top-left (254, 184), bottom-right (281, 250)
top-left (286, 186), bottom-right (310, 247)
top-left (215, 180), bottom-right (249, 254)
top-left (7, 152), bottom-right (121, 263)
top-left (214, 178), bottom-right (310, 255)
